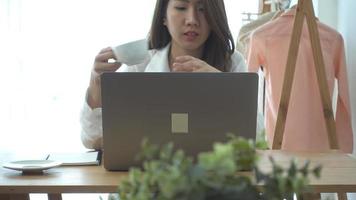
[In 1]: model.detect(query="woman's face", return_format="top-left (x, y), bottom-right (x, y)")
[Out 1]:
top-left (164, 0), bottom-right (211, 53)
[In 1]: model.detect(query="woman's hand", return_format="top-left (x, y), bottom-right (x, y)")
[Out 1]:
top-left (87, 47), bottom-right (122, 108)
top-left (92, 47), bottom-right (122, 82)
top-left (172, 55), bottom-right (221, 72)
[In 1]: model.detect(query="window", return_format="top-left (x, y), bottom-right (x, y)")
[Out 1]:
top-left (0, 0), bottom-right (258, 153)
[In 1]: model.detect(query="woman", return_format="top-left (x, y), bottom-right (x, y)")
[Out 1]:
top-left (81, 0), bottom-right (261, 149)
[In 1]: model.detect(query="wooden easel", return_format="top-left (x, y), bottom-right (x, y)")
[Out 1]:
top-left (271, 1), bottom-right (346, 199)
top-left (272, 0), bottom-right (339, 150)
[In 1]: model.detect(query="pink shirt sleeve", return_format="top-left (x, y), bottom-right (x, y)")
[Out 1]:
top-left (247, 31), bottom-right (266, 72)
top-left (334, 36), bottom-right (354, 153)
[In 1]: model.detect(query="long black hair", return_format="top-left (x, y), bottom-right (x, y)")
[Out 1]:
top-left (148, 0), bottom-right (235, 72)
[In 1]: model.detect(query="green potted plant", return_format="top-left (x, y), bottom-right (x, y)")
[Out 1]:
top-left (117, 135), bottom-right (321, 200)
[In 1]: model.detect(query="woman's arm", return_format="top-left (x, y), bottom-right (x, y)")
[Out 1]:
top-left (88, 47), bottom-right (122, 109)
top-left (80, 100), bottom-right (103, 150)
top-left (80, 47), bottom-right (121, 149)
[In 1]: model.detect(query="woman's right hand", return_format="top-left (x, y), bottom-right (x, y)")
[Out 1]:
top-left (87, 47), bottom-right (122, 108)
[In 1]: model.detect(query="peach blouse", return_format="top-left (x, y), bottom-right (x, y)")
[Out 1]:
top-left (247, 9), bottom-right (353, 153)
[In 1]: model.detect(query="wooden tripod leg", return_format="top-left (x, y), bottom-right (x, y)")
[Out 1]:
top-left (304, 0), bottom-right (339, 150)
top-left (272, 0), bottom-right (306, 149)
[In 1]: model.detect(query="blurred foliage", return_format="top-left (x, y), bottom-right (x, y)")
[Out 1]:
top-left (118, 135), bottom-right (321, 200)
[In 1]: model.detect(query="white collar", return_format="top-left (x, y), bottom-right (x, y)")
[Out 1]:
top-left (144, 44), bottom-right (171, 72)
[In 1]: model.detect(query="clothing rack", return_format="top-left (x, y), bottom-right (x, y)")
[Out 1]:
top-left (271, 0), bottom-right (339, 150)
top-left (259, 0), bottom-right (272, 13)
top-left (259, 0), bottom-right (286, 13)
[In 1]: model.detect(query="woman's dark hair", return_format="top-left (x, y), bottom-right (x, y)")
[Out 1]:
top-left (148, 0), bottom-right (235, 72)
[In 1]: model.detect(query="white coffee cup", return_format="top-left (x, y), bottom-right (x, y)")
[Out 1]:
top-left (111, 39), bottom-right (149, 66)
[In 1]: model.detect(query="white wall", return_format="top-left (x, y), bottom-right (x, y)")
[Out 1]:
top-left (337, 0), bottom-right (356, 155)
top-left (318, 0), bottom-right (338, 29)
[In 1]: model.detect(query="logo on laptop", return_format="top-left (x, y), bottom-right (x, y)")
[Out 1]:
top-left (171, 113), bottom-right (189, 134)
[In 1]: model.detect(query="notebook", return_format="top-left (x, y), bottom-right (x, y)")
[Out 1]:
top-left (46, 151), bottom-right (101, 166)
top-left (101, 72), bottom-right (258, 171)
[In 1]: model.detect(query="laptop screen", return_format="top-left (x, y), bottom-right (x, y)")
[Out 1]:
top-left (101, 72), bottom-right (258, 170)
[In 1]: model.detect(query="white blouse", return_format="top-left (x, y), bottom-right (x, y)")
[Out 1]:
top-left (80, 44), bottom-right (264, 149)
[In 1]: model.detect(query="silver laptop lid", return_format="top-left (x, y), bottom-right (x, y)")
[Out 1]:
top-left (101, 72), bottom-right (258, 171)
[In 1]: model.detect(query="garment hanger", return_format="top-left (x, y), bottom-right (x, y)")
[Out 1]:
top-left (279, 0), bottom-right (292, 10)
top-left (269, 0), bottom-right (292, 21)
top-left (269, 0), bottom-right (292, 19)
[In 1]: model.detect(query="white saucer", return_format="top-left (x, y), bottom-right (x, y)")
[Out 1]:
top-left (2, 160), bottom-right (62, 172)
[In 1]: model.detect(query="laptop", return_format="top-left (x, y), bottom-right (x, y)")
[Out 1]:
top-left (101, 72), bottom-right (258, 171)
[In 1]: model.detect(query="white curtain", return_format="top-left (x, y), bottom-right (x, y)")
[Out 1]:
top-left (0, 0), bottom-right (258, 153)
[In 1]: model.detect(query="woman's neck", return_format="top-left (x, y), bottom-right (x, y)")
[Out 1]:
top-left (168, 43), bottom-right (204, 70)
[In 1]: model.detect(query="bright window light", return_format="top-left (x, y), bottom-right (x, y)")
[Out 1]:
top-left (0, 0), bottom-right (258, 153)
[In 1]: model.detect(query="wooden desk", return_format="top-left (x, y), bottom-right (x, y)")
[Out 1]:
top-left (1, 150), bottom-right (356, 200)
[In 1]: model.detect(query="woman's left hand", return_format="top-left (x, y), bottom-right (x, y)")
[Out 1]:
top-left (172, 55), bottom-right (221, 72)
